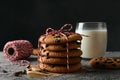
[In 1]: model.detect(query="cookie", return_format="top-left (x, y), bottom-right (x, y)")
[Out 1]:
top-left (41, 49), bottom-right (82, 58)
top-left (39, 33), bottom-right (82, 44)
top-left (89, 57), bottom-right (120, 69)
top-left (32, 49), bottom-right (39, 55)
top-left (40, 41), bottom-right (81, 51)
top-left (39, 63), bottom-right (81, 73)
top-left (38, 57), bottom-right (81, 65)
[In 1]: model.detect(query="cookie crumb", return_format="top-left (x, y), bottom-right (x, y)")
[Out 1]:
top-left (13, 70), bottom-right (26, 77)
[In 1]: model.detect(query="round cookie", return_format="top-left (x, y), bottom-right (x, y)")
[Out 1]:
top-left (38, 57), bottom-right (81, 65)
top-left (40, 49), bottom-right (82, 58)
top-left (39, 63), bottom-right (81, 73)
top-left (39, 33), bottom-right (82, 44)
top-left (40, 41), bottom-right (81, 51)
top-left (89, 58), bottom-right (120, 69)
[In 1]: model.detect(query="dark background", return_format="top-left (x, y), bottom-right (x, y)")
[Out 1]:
top-left (1, 0), bottom-right (120, 51)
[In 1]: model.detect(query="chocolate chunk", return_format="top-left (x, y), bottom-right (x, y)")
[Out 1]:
top-left (52, 34), bottom-right (55, 36)
top-left (46, 44), bottom-right (49, 47)
top-left (13, 71), bottom-right (23, 76)
top-left (43, 50), bottom-right (46, 52)
top-left (13, 70), bottom-right (26, 76)
top-left (46, 53), bottom-right (49, 59)
top-left (41, 69), bottom-right (46, 72)
top-left (55, 38), bottom-right (60, 43)
top-left (2, 70), bottom-right (8, 73)
top-left (95, 59), bottom-right (98, 60)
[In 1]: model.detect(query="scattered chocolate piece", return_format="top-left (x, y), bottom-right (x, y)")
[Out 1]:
top-left (13, 70), bottom-right (26, 77)
top-left (13, 71), bottom-right (23, 77)
top-left (2, 70), bottom-right (8, 73)
top-left (22, 70), bottom-right (26, 74)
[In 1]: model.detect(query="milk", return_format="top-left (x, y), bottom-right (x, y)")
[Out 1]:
top-left (76, 30), bottom-right (107, 58)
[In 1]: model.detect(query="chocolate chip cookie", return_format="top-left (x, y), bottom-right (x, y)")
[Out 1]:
top-left (89, 57), bottom-right (120, 69)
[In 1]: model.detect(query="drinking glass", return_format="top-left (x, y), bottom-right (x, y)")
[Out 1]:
top-left (75, 22), bottom-right (107, 59)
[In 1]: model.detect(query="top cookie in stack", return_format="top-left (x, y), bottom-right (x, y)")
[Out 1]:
top-left (38, 24), bottom-right (82, 73)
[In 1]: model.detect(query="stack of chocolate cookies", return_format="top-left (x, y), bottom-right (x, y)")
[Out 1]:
top-left (38, 32), bottom-right (82, 73)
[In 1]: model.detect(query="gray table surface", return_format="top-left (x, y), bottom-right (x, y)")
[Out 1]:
top-left (0, 51), bottom-right (120, 80)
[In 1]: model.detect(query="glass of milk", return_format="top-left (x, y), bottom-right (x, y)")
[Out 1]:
top-left (75, 22), bottom-right (107, 59)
